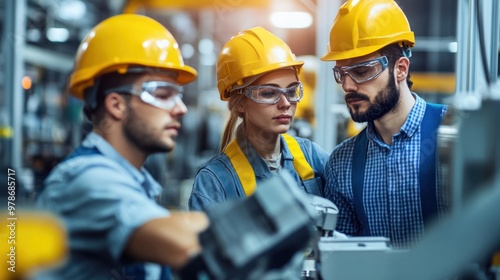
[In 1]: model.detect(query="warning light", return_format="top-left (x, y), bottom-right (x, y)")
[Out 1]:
top-left (22, 76), bottom-right (32, 90)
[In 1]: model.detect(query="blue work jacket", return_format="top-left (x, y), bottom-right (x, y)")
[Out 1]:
top-left (189, 134), bottom-right (329, 211)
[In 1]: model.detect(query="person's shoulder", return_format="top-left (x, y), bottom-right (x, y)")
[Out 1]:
top-left (192, 153), bottom-right (237, 192)
top-left (289, 135), bottom-right (330, 157)
top-left (289, 135), bottom-right (309, 142)
top-left (433, 102), bottom-right (449, 118)
top-left (44, 153), bottom-right (128, 190)
top-left (38, 154), bottom-right (119, 206)
top-left (324, 136), bottom-right (358, 170)
top-left (58, 152), bottom-right (121, 173)
top-left (197, 153), bottom-right (233, 173)
top-left (284, 135), bottom-right (319, 149)
top-left (331, 134), bottom-right (358, 156)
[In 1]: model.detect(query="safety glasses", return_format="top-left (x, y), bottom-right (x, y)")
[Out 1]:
top-left (105, 81), bottom-right (185, 110)
top-left (333, 56), bottom-right (388, 84)
top-left (241, 82), bottom-right (303, 105)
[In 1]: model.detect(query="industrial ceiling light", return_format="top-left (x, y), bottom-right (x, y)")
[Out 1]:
top-left (270, 11), bottom-right (313, 29)
top-left (46, 27), bottom-right (70, 42)
top-left (448, 42), bottom-right (458, 53)
top-left (57, 0), bottom-right (87, 21)
top-left (181, 43), bottom-right (195, 59)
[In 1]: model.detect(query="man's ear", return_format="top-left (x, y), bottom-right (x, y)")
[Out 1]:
top-left (396, 57), bottom-right (410, 82)
top-left (104, 93), bottom-right (128, 120)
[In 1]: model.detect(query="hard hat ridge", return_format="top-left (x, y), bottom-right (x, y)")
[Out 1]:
top-left (216, 26), bottom-right (304, 101)
top-left (321, 0), bottom-right (415, 61)
top-left (69, 14), bottom-right (197, 100)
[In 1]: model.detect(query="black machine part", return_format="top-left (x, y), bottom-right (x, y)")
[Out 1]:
top-left (177, 170), bottom-right (320, 280)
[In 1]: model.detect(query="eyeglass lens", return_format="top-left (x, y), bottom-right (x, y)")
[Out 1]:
top-left (333, 56), bottom-right (388, 84)
top-left (141, 82), bottom-right (184, 110)
top-left (246, 83), bottom-right (303, 104)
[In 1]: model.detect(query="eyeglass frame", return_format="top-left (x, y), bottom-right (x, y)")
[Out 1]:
top-left (104, 81), bottom-right (185, 111)
top-left (332, 56), bottom-right (389, 84)
top-left (239, 82), bottom-right (304, 105)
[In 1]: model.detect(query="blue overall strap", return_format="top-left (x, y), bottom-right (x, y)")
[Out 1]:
top-left (352, 128), bottom-right (370, 235)
top-left (160, 266), bottom-right (171, 280)
top-left (124, 264), bottom-right (171, 280)
top-left (419, 103), bottom-right (445, 227)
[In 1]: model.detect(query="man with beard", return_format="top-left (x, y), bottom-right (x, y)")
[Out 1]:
top-left (321, 0), bottom-right (448, 248)
top-left (36, 14), bottom-right (208, 279)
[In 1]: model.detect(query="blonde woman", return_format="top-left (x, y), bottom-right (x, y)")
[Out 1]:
top-left (189, 27), bottom-right (329, 211)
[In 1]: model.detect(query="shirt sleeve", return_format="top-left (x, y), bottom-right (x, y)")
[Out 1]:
top-left (324, 146), bottom-right (361, 236)
top-left (188, 167), bottom-right (229, 211)
top-left (38, 161), bottom-right (169, 262)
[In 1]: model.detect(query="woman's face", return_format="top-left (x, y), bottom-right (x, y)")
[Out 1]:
top-left (239, 68), bottom-right (300, 138)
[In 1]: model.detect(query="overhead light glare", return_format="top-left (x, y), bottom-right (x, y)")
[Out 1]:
top-left (271, 12), bottom-right (313, 29)
top-left (448, 42), bottom-right (458, 53)
top-left (58, 0), bottom-right (87, 21)
top-left (47, 28), bottom-right (70, 42)
top-left (181, 44), bottom-right (195, 59)
top-left (198, 39), bottom-right (214, 54)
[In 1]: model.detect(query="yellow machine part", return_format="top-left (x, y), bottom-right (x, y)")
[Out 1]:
top-left (295, 55), bottom-right (318, 126)
top-left (493, 251), bottom-right (500, 266)
top-left (295, 81), bottom-right (316, 126)
top-left (0, 211), bottom-right (67, 280)
top-left (411, 72), bottom-right (456, 94)
top-left (0, 126), bottom-right (13, 138)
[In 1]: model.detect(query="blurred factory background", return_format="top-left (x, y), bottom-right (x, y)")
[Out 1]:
top-left (0, 0), bottom-right (498, 209)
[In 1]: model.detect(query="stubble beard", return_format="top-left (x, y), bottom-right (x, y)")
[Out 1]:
top-left (123, 106), bottom-right (174, 155)
top-left (347, 73), bottom-right (400, 123)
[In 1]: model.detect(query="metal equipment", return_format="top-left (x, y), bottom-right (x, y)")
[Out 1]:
top-left (177, 171), bottom-right (319, 280)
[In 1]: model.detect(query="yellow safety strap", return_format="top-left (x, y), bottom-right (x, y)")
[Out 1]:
top-left (225, 139), bottom-right (257, 196)
top-left (282, 134), bottom-right (315, 181)
top-left (225, 134), bottom-right (314, 196)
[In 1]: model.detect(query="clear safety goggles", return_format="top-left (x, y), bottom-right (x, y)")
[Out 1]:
top-left (105, 81), bottom-right (185, 110)
top-left (240, 82), bottom-right (304, 105)
top-left (333, 56), bottom-right (389, 84)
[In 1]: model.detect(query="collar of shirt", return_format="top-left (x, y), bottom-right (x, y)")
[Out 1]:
top-left (366, 93), bottom-right (426, 144)
top-left (82, 132), bottom-right (163, 197)
top-left (235, 131), bottom-right (294, 179)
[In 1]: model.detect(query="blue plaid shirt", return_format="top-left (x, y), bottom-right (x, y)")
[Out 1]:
top-left (325, 94), bottom-right (449, 248)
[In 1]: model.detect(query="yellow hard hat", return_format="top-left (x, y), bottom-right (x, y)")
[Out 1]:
top-left (321, 0), bottom-right (415, 61)
top-left (216, 26), bottom-right (304, 101)
top-left (69, 14), bottom-right (197, 99)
